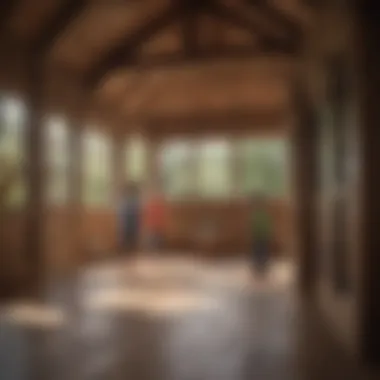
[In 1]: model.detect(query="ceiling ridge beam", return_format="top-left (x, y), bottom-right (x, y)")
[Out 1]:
top-left (86, 4), bottom-right (180, 89)
top-left (139, 108), bottom-right (288, 129)
top-left (179, 0), bottom-right (204, 58)
top-left (132, 47), bottom-right (290, 70)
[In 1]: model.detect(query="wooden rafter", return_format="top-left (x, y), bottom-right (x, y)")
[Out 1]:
top-left (85, 0), bottom-right (298, 89)
top-left (0, 0), bottom-right (18, 35)
top-left (208, 1), bottom-right (297, 52)
top-left (136, 47), bottom-right (291, 69)
top-left (244, 0), bottom-right (301, 43)
top-left (86, 0), bottom-right (301, 89)
top-left (86, 4), bottom-right (180, 88)
top-left (142, 108), bottom-right (288, 132)
top-left (31, 0), bottom-right (86, 56)
top-left (181, 11), bottom-right (199, 58)
top-left (179, 0), bottom-right (203, 58)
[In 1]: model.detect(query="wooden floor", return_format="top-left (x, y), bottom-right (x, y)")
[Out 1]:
top-left (0, 257), bottom-right (376, 380)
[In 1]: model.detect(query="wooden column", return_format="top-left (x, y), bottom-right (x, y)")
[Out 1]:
top-left (67, 123), bottom-right (83, 267)
top-left (355, 0), bottom-right (380, 364)
top-left (112, 133), bottom-right (125, 252)
top-left (24, 60), bottom-right (45, 294)
top-left (291, 79), bottom-right (318, 296)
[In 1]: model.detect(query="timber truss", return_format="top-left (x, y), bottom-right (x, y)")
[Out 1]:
top-left (85, 0), bottom-right (303, 88)
top-left (1, 0), bottom-right (304, 94)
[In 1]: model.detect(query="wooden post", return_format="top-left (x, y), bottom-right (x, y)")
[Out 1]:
top-left (355, 0), bottom-right (380, 364)
top-left (24, 60), bottom-right (45, 295)
top-left (291, 78), bottom-right (318, 296)
top-left (67, 123), bottom-right (83, 268)
top-left (112, 132), bottom-right (125, 252)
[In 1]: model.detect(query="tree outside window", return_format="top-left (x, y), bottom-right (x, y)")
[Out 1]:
top-left (125, 135), bottom-right (147, 185)
top-left (82, 129), bottom-right (111, 206)
top-left (45, 116), bottom-right (69, 205)
top-left (197, 139), bottom-right (232, 199)
top-left (240, 137), bottom-right (289, 198)
top-left (160, 140), bottom-right (195, 199)
top-left (0, 97), bottom-right (26, 208)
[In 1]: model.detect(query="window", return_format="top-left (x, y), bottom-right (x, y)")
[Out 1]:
top-left (160, 140), bottom-right (195, 198)
top-left (45, 116), bottom-right (69, 205)
top-left (125, 135), bottom-right (147, 184)
top-left (197, 139), bottom-right (232, 198)
top-left (0, 97), bottom-right (26, 207)
top-left (240, 137), bottom-right (289, 197)
top-left (82, 129), bottom-right (111, 206)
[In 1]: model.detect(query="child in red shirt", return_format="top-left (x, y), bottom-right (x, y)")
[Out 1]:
top-left (142, 189), bottom-right (166, 251)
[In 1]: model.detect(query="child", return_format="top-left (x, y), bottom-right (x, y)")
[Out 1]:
top-left (250, 193), bottom-right (273, 277)
top-left (118, 182), bottom-right (141, 254)
top-left (142, 187), bottom-right (166, 252)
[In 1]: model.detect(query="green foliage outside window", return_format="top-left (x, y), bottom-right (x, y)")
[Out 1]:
top-left (0, 97), bottom-right (26, 209)
top-left (160, 137), bottom-right (288, 200)
top-left (83, 130), bottom-right (111, 206)
top-left (240, 138), bottom-right (289, 197)
top-left (160, 140), bottom-right (195, 198)
top-left (45, 116), bottom-right (69, 205)
top-left (125, 135), bottom-right (147, 184)
top-left (197, 140), bottom-right (231, 198)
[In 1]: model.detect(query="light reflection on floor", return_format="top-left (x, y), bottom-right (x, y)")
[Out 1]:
top-left (1, 257), bottom-right (294, 327)
top-left (85, 288), bottom-right (219, 316)
top-left (0, 302), bottom-right (66, 328)
top-left (82, 257), bottom-right (294, 315)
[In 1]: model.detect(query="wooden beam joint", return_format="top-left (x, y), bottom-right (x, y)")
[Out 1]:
top-left (32, 0), bottom-right (86, 57)
top-left (86, 4), bottom-right (180, 88)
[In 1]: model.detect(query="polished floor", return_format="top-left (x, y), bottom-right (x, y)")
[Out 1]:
top-left (0, 257), bottom-right (377, 380)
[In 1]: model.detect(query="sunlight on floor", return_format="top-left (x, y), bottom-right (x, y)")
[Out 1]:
top-left (84, 288), bottom-right (220, 316)
top-left (0, 302), bottom-right (66, 328)
top-left (1, 257), bottom-right (295, 326)
top-left (82, 257), bottom-right (294, 316)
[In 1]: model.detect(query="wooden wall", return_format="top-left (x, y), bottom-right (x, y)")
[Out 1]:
top-left (165, 199), bottom-right (292, 255)
top-left (0, 198), bottom-right (292, 294)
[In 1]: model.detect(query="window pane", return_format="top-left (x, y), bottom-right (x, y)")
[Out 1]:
top-left (240, 137), bottom-right (289, 197)
top-left (0, 97), bottom-right (26, 208)
top-left (160, 140), bottom-right (195, 198)
top-left (83, 129), bottom-right (111, 206)
top-left (198, 139), bottom-right (231, 198)
top-left (45, 116), bottom-right (69, 205)
top-left (125, 135), bottom-right (146, 183)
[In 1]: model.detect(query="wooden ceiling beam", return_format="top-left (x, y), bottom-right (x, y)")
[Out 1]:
top-left (207, 0), bottom-right (296, 53)
top-left (0, 0), bottom-right (18, 37)
top-left (244, 0), bottom-right (302, 43)
top-left (129, 108), bottom-right (288, 129)
top-left (90, 47), bottom-right (294, 77)
top-left (32, 0), bottom-right (86, 56)
top-left (146, 122), bottom-right (286, 138)
top-left (179, 0), bottom-right (204, 58)
top-left (85, 0), bottom-right (301, 90)
top-left (181, 10), bottom-right (199, 58)
top-left (136, 46), bottom-right (294, 70)
top-left (86, 4), bottom-right (180, 89)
